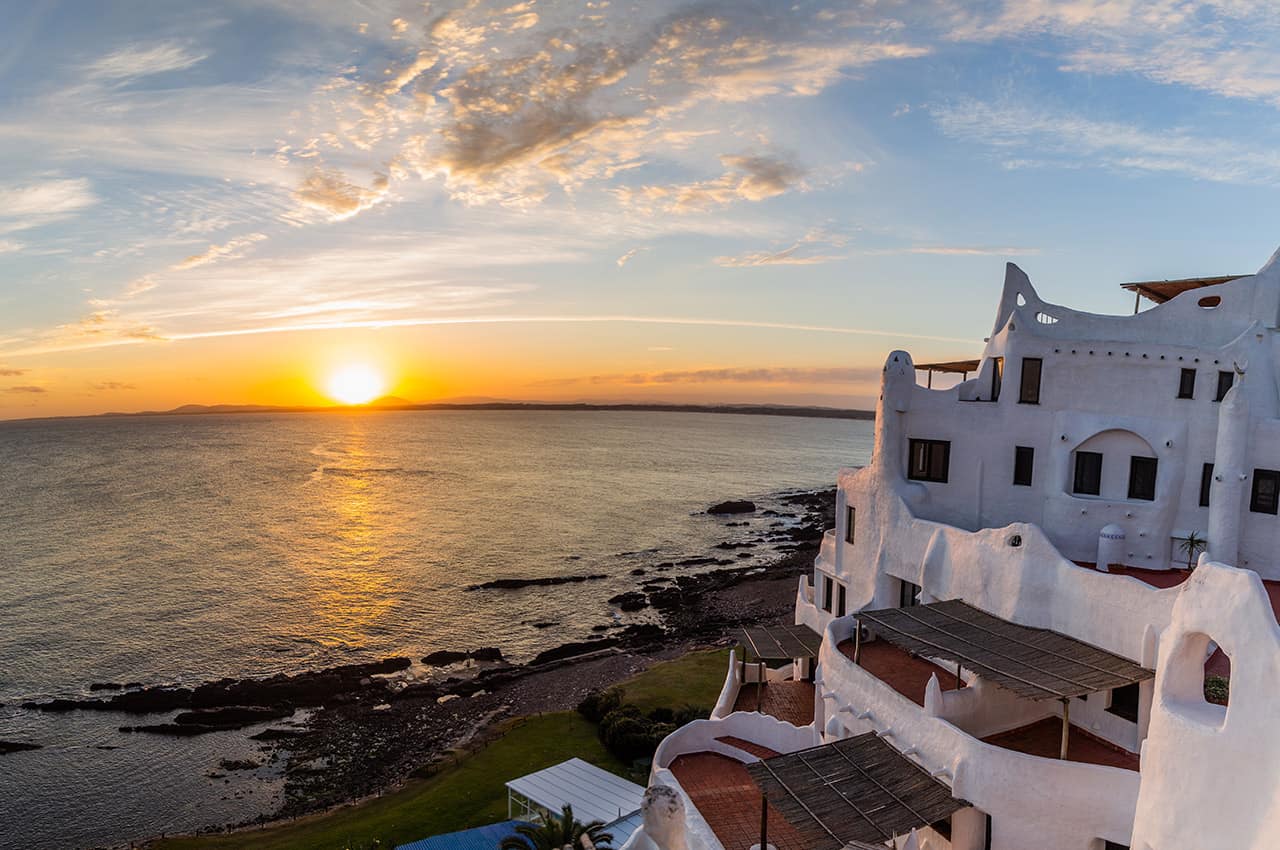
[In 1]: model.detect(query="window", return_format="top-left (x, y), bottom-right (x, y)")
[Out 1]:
top-left (844, 505), bottom-right (856, 545)
top-left (1215, 370), bottom-right (1234, 402)
top-left (1200, 462), bottom-right (1214, 507)
top-left (990, 357), bottom-right (1003, 401)
top-left (1073, 451), bottom-right (1103, 496)
top-left (1018, 357), bottom-right (1042, 404)
top-left (908, 439), bottom-right (950, 483)
top-left (930, 817), bottom-right (952, 840)
top-left (1103, 843), bottom-right (1130, 850)
top-left (1251, 469), bottom-right (1280, 514)
top-left (984, 814), bottom-right (993, 850)
top-left (1013, 446), bottom-right (1034, 486)
top-left (837, 584), bottom-right (847, 617)
top-left (1107, 683), bottom-right (1140, 723)
top-left (899, 579), bottom-right (921, 608)
top-left (1127, 456), bottom-right (1158, 501)
top-left (1177, 368), bottom-right (1196, 399)
top-left (822, 576), bottom-right (834, 612)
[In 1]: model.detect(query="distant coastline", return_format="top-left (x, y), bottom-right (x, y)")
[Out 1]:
top-left (2, 400), bottom-right (876, 425)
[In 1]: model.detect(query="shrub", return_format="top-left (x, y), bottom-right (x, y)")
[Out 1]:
top-left (578, 687), bottom-right (624, 723)
top-left (1204, 674), bottom-right (1230, 706)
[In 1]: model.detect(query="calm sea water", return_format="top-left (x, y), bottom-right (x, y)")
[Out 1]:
top-left (0, 410), bottom-right (872, 849)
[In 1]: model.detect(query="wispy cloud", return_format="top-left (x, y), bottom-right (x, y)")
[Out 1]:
top-left (89, 381), bottom-right (137, 391)
top-left (173, 233), bottom-right (267, 270)
top-left (930, 98), bottom-right (1280, 186)
top-left (294, 170), bottom-right (390, 221)
top-left (0, 367), bottom-right (27, 376)
top-left (616, 247), bottom-right (645, 267)
top-left (715, 243), bottom-right (844, 267)
top-left (616, 153), bottom-right (806, 214)
top-left (4, 385), bottom-right (46, 394)
top-left (535, 365), bottom-right (882, 387)
top-left (85, 42), bottom-right (208, 81)
top-left (0, 177), bottom-right (97, 233)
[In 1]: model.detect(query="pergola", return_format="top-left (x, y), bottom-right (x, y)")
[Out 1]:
top-left (1121, 275), bottom-right (1245, 312)
top-left (853, 599), bottom-right (1154, 758)
top-left (737, 624), bottom-right (824, 709)
top-left (747, 732), bottom-right (968, 849)
top-left (914, 359), bottom-right (980, 388)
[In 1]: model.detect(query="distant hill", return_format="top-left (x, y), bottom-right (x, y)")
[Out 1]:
top-left (19, 400), bottom-right (875, 424)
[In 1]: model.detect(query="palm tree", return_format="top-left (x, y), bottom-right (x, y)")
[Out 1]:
top-left (1180, 531), bottom-right (1207, 570)
top-left (501, 804), bottom-right (614, 850)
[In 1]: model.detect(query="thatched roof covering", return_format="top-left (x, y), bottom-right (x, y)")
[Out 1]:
top-left (747, 733), bottom-right (965, 849)
top-left (857, 599), bottom-right (1153, 701)
top-left (914, 359), bottom-right (980, 374)
top-left (1121, 275), bottom-right (1245, 305)
top-left (738, 623), bottom-right (824, 660)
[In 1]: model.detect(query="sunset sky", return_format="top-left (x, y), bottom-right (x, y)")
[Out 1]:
top-left (3, 0), bottom-right (1280, 418)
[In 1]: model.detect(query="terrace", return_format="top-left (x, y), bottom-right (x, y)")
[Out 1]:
top-left (982, 718), bottom-right (1139, 771)
top-left (837, 638), bottom-right (962, 706)
top-left (668, 749), bottom-right (812, 850)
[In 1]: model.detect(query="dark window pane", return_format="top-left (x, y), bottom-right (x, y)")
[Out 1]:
top-left (1074, 451), bottom-right (1102, 495)
top-left (837, 584), bottom-right (847, 617)
top-left (1128, 456), bottom-right (1158, 501)
top-left (1013, 446), bottom-right (1034, 486)
top-left (991, 357), bottom-right (1003, 401)
top-left (844, 505), bottom-right (856, 544)
top-left (1216, 370), bottom-right (1234, 402)
top-left (1106, 683), bottom-right (1140, 723)
top-left (1018, 358), bottom-right (1042, 404)
top-left (908, 439), bottom-right (950, 483)
top-left (1200, 462), bottom-right (1214, 507)
top-left (1178, 368), bottom-right (1196, 399)
top-left (823, 576), bottom-right (833, 612)
top-left (1251, 469), bottom-right (1280, 514)
top-left (899, 580), bottom-right (921, 608)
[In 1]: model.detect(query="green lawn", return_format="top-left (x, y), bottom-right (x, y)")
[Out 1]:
top-left (151, 648), bottom-right (730, 850)
top-left (612, 648), bottom-right (730, 714)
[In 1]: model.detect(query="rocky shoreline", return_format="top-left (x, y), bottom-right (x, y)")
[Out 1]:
top-left (19, 486), bottom-right (835, 842)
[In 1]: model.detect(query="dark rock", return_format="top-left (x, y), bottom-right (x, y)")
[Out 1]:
top-left (708, 500), bottom-right (756, 515)
top-left (629, 568), bottom-right (646, 576)
top-left (676, 556), bottom-right (719, 567)
top-left (219, 758), bottom-right (260, 771)
top-left (465, 574), bottom-right (607, 591)
top-left (532, 621), bottom-right (558, 629)
top-left (0, 740), bottom-right (41, 754)
top-left (714, 541), bottom-right (755, 550)
top-left (469, 647), bottom-right (504, 663)
top-left (529, 639), bottom-right (619, 666)
top-left (591, 624), bottom-right (610, 632)
top-left (422, 650), bottom-right (469, 666)
top-left (737, 552), bottom-right (753, 558)
top-left (89, 682), bottom-right (123, 691)
top-left (174, 706), bottom-right (292, 728)
top-left (249, 728), bottom-right (307, 741)
top-left (608, 591), bottom-right (649, 612)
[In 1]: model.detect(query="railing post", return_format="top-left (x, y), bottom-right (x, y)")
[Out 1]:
top-left (853, 618), bottom-right (862, 665)
top-left (1060, 698), bottom-right (1070, 760)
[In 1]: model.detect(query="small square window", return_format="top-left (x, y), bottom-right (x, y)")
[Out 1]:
top-left (1128, 456), bottom-right (1158, 501)
top-left (908, 439), bottom-right (950, 483)
top-left (1018, 357), bottom-right (1042, 404)
top-left (1106, 683), bottom-right (1140, 723)
top-left (1013, 446), bottom-right (1034, 486)
top-left (1200, 462), bottom-right (1214, 507)
top-left (899, 579), bottom-right (921, 609)
top-left (844, 505), bottom-right (856, 545)
top-left (1177, 368), bottom-right (1196, 399)
top-left (1073, 451), bottom-right (1102, 496)
top-left (1251, 469), bottom-right (1280, 514)
top-left (1215, 370), bottom-right (1234, 402)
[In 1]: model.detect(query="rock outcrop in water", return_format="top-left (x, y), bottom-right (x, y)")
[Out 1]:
top-left (465, 574), bottom-right (607, 590)
top-left (0, 740), bottom-right (42, 754)
top-left (707, 499), bottom-right (756, 514)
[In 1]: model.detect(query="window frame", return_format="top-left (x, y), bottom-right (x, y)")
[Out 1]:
top-left (844, 505), bottom-right (856, 545)
top-left (1073, 451), bottom-right (1103, 496)
top-left (1012, 445), bottom-right (1034, 487)
top-left (1106, 683), bottom-right (1140, 723)
top-left (1177, 368), bottom-right (1196, 399)
top-left (1215, 370), bottom-right (1234, 402)
top-left (1018, 357), bottom-right (1042, 405)
top-left (1199, 462), bottom-right (1214, 508)
top-left (907, 438), bottom-right (951, 483)
top-left (1127, 455), bottom-right (1158, 501)
top-left (899, 579), bottom-right (922, 609)
top-left (1251, 469), bottom-right (1280, 515)
top-left (822, 575), bottom-right (834, 612)
top-left (990, 356), bottom-right (1003, 401)
top-left (836, 583), bottom-right (847, 617)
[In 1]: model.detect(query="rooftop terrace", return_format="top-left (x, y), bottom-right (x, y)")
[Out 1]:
top-left (733, 680), bottom-right (815, 726)
top-left (670, 750), bottom-right (811, 850)
top-left (837, 639), bottom-right (962, 705)
top-left (982, 717), bottom-right (1139, 771)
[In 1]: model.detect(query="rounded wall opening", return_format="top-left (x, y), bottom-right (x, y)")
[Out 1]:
top-left (1197, 295), bottom-right (1222, 309)
top-left (1162, 630), bottom-right (1229, 728)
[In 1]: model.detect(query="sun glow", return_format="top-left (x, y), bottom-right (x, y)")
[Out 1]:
top-left (326, 364), bottom-right (385, 405)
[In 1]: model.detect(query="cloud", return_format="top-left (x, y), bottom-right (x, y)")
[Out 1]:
top-left (0, 367), bottom-right (27, 376)
top-left (0, 177), bottom-right (98, 233)
top-left (294, 169), bottom-right (390, 220)
top-left (617, 152), bottom-right (806, 214)
top-left (536, 365), bottom-right (883, 387)
top-left (85, 42), bottom-right (207, 81)
top-left (0, 239), bottom-right (22, 254)
top-left (930, 97), bottom-right (1280, 186)
top-left (173, 233), bottom-right (267, 270)
top-left (715, 243), bottom-right (844, 267)
top-left (90, 381), bottom-right (137, 391)
top-left (616, 247), bottom-right (645, 267)
top-left (4, 385), bottom-right (46, 394)
top-left (57, 310), bottom-right (162, 345)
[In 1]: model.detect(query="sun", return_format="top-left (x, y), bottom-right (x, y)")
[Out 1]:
top-left (326, 364), bottom-right (385, 405)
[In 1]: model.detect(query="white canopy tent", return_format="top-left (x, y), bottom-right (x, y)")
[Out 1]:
top-left (506, 757), bottom-right (645, 830)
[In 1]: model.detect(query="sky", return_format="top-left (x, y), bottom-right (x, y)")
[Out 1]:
top-left (3, 0), bottom-right (1280, 418)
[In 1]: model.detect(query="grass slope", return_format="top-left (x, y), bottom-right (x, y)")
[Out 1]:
top-left (152, 649), bottom-right (730, 850)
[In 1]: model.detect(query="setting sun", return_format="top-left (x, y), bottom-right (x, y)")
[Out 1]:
top-left (326, 364), bottom-right (385, 405)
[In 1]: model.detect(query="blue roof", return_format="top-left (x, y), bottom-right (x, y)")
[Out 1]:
top-left (395, 820), bottom-right (533, 850)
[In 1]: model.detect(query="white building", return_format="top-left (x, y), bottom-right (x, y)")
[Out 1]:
top-left (622, 250), bottom-right (1280, 850)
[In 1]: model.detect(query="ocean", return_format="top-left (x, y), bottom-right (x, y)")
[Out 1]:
top-left (0, 409), bottom-right (873, 849)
